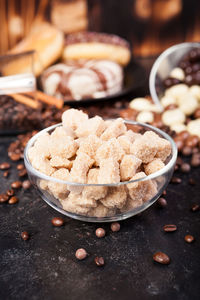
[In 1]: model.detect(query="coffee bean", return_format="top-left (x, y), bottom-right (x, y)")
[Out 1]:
top-left (176, 157), bottom-right (183, 166)
top-left (192, 147), bottom-right (199, 154)
top-left (178, 130), bottom-right (190, 140)
top-left (95, 228), bottom-right (106, 238)
top-left (171, 177), bottom-right (182, 184)
top-left (163, 224), bottom-right (177, 232)
top-left (188, 178), bottom-right (196, 185)
top-left (3, 171), bottom-right (9, 178)
top-left (174, 137), bottom-right (184, 151)
top-left (94, 256), bottom-right (105, 267)
top-left (180, 163), bottom-right (191, 173)
top-left (185, 235), bottom-right (195, 243)
top-left (51, 217), bottom-right (64, 227)
top-left (22, 180), bottom-right (31, 189)
top-left (191, 154), bottom-right (200, 167)
top-left (182, 146), bottom-right (192, 156)
top-left (17, 164), bottom-right (25, 170)
top-left (10, 153), bottom-right (21, 161)
top-left (191, 204), bottom-right (200, 212)
top-left (0, 162), bottom-right (11, 170)
top-left (185, 135), bottom-right (199, 148)
top-left (18, 169), bottom-right (27, 177)
top-left (157, 197), bottom-right (167, 208)
top-left (75, 248), bottom-right (87, 260)
top-left (11, 181), bottom-right (22, 189)
top-left (0, 194), bottom-right (9, 203)
top-left (153, 252), bottom-right (170, 265)
top-left (21, 231), bottom-right (29, 241)
top-left (111, 222), bottom-right (120, 232)
top-left (6, 189), bottom-right (14, 196)
top-left (162, 190), bottom-right (167, 196)
top-left (8, 196), bottom-right (19, 204)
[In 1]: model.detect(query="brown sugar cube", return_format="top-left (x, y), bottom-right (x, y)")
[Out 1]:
top-left (67, 192), bottom-right (97, 208)
top-left (144, 158), bottom-right (165, 175)
top-left (31, 155), bottom-right (55, 176)
top-left (127, 172), bottom-right (149, 202)
top-left (76, 116), bottom-right (106, 138)
top-left (49, 134), bottom-right (78, 159)
top-left (100, 185), bottom-right (127, 209)
top-left (62, 195), bottom-right (91, 215)
top-left (117, 135), bottom-right (132, 154)
top-left (62, 108), bottom-right (88, 130)
top-left (120, 198), bottom-right (143, 212)
top-left (48, 168), bottom-right (70, 199)
top-left (143, 179), bottom-right (157, 202)
top-left (125, 130), bottom-right (142, 143)
top-left (100, 118), bottom-right (126, 141)
top-left (98, 158), bottom-right (120, 184)
top-left (77, 134), bottom-right (103, 159)
top-left (143, 131), bottom-right (171, 162)
top-left (70, 152), bottom-right (94, 183)
top-left (82, 168), bottom-right (108, 200)
top-left (32, 132), bottom-right (51, 158)
top-left (96, 138), bottom-right (125, 165)
top-left (88, 203), bottom-right (112, 218)
top-left (50, 156), bottom-right (73, 169)
top-left (130, 133), bottom-right (157, 163)
top-left (120, 155), bottom-right (142, 181)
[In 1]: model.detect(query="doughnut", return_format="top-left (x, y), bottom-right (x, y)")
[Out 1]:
top-left (41, 60), bottom-right (124, 101)
top-left (62, 32), bottom-right (131, 66)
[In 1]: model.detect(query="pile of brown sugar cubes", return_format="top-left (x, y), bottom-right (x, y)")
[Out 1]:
top-left (28, 109), bottom-right (171, 218)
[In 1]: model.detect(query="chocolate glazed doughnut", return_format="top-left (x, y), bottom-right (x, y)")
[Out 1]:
top-left (62, 32), bottom-right (131, 66)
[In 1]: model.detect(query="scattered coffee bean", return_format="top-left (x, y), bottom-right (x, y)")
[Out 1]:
top-left (75, 248), bottom-right (87, 260)
top-left (162, 190), bottom-right (167, 196)
top-left (185, 235), bottom-right (195, 243)
top-left (192, 147), bottom-right (199, 154)
top-left (174, 138), bottom-right (184, 152)
top-left (153, 252), bottom-right (170, 265)
top-left (171, 177), bottom-right (182, 184)
top-left (11, 181), bottom-right (22, 189)
top-left (111, 222), bottom-right (120, 232)
top-left (18, 169), bottom-right (27, 177)
top-left (21, 231), bottom-right (29, 241)
top-left (185, 135), bottom-right (199, 148)
top-left (0, 193), bottom-right (9, 203)
top-left (95, 228), bottom-right (106, 238)
top-left (6, 189), bottom-right (14, 197)
top-left (94, 256), bottom-right (105, 267)
top-left (188, 178), bottom-right (196, 185)
top-left (17, 164), bottom-right (25, 170)
top-left (3, 171), bottom-right (9, 178)
top-left (182, 146), bottom-right (192, 156)
top-left (180, 163), bottom-right (191, 173)
top-left (51, 217), bottom-right (64, 227)
top-left (10, 153), bottom-right (21, 161)
top-left (178, 130), bottom-right (190, 140)
top-left (8, 196), bottom-right (19, 204)
top-left (176, 157), bottom-right (183, 165)
top-left (22, 180), bottom-right (31, 190)
top-left (0, 162), bottom-right (11, 170)
top-left (191, 204), bottom-right (200, 212)
top-left (157, 197), bottom-right (167, 208)
top-left (191, 154), bottom-right (200, 167)
top-left (163, 224), bottom-right (177, 232)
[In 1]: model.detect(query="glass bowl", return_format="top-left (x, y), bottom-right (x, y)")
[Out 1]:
top-left (24, 120), bottom-right (177, 223)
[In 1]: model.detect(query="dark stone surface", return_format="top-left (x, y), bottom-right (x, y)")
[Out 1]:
top-left (0, 135), bottom-right (200, 300)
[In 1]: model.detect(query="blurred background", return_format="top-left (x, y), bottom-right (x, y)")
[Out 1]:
top-left (0, 0), bottom-right (199, 57)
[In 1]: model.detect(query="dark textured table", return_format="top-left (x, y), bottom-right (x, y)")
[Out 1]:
top-left (0, 130), bottom-right (200, 300)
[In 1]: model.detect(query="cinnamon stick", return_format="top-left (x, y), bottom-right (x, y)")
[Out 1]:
top-left (10, 93), bottom-right (39, 109)
top-left (36, 90), bottom-right (64, 109)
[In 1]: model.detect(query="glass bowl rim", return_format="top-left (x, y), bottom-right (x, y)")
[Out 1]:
top-left (24, 119), bottom-right (177, 187)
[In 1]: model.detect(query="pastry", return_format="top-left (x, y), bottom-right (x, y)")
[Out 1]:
top-left (62, 32), bottom-right (131, 66)
top-left (41, 60), bottom-right (123, 100)
top-left (2, 22), bottom-right (64, 77)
